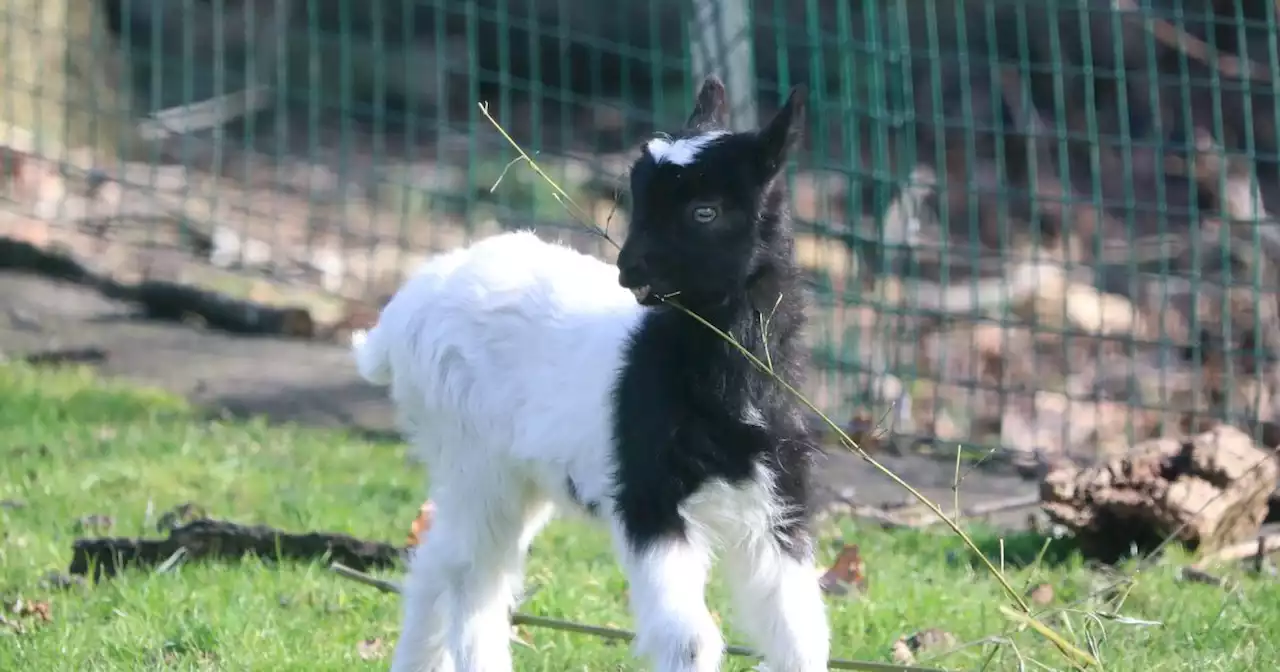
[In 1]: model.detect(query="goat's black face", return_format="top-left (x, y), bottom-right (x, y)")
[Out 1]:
top-left (618, 76), bottom-right (807, 307)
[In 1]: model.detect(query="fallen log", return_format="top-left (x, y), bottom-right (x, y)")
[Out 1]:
top-left (69, 518), bottom-right (404, 579)
top-left (20, 346), bottom-right (108, 366)
top-left (1040, 425), bottom-right (1278, 562)
top-left (0, 237), bottom-right (315, 338)
top-left (113, 279), bottom-right (315, 338)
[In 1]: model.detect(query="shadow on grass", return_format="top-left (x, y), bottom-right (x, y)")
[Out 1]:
top-left (964, 528), bottom-right (1086, 570)
top-left (0, 362), bottom-right (401, 449)
top-left (202, 379), bottom-right (404, 445)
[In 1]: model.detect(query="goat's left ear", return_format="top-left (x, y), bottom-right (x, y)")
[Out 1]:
top-left (686, 75), bottom-right (729, 131)
top-left (756, 84), bottom-right (808, 178)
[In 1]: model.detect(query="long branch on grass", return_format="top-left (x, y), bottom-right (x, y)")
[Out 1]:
top-left (477, 103), bottom-right (1098, 669)
top-left (69, 519), bottom-right (403, 578)
top-left (330, 563), bottom-right (943, 672)
top-left (880, 494), bottom-right (1042, 530)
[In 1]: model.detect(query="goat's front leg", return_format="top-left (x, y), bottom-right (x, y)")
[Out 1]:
top-left (615, 524), bottom-right (724, 672)
top-left (722, 533), bottom-right (830, 672)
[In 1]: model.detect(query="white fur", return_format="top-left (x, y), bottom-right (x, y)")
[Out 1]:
top-left (354, 230), bottom-right (829, 672)
top-left (646, 131), bottom-right (730, 167)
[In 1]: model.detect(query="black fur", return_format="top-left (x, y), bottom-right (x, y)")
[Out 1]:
top-left (610, 77), bottom-right (816, 560)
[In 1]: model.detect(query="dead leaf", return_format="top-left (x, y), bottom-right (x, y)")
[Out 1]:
top-left (1027, 582), bottom-right (1054, 606)
top-left (407, 500), bottom-right (436, 547)
top-left (7, 598), bottom-right (51, 624)
top-left (818, 544), bottom-right (867, 596)
top-left (356, 637), bottom-right (386, 660)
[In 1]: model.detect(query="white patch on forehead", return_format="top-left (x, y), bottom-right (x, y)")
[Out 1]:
top-left (645, 131), bottom-right (730, 167)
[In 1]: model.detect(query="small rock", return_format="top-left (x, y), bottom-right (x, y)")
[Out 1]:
top-left (890, 638), bottom-right (916, 664)
top-left (210, 227), bottom-right (273, 269)
top-left (892, 627), bottom-right (957, 664)
top-left (356, 637), bottom-right (386, 661)
top-left (39, 572), bottom-right (85, 591)
top-left (1026, 583), bottom-right (1054, 606)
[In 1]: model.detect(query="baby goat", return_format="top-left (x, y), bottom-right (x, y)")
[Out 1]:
top-left (354, 76), bottom-right (829, 672)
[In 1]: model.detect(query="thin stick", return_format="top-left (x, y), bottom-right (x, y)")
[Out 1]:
top-left (1190, 533), bottom-right (1280, 570)
top-left (331, 562), bottom-right (401, 594)
top-left (894, 494), bottom-right (1043, 529)
top-left (1178, 566), bottom-right (1227, 588)
top-left (329, 563), bottom-right (945, 672)
top-left (839, 494), bottom-right (1041, 531)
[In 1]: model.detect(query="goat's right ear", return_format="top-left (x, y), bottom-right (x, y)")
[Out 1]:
top-left (685, 75), bottom-right (729, 131)
top-left (756, 84), bottom-right (808, 178)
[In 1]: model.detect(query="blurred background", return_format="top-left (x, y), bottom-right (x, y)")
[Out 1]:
top-left (3, 0), bottom-right (1279, 481)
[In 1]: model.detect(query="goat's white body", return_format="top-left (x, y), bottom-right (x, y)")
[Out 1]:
top-left (355, 230), bottom-right (829, 672)
top-left (355, 231), bottom-right (637, 514)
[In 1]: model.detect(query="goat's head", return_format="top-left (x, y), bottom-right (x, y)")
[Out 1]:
top-left (617, 75), bottom-right (808, 309)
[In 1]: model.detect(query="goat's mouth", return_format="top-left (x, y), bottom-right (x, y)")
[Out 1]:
top-left (629, 285), bottom-right (672, 307)
top-left (630, 285), bottom-right (654, 304)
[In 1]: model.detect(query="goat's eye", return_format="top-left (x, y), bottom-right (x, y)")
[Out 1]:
top-left (691, 205), bottom-right (719, 224)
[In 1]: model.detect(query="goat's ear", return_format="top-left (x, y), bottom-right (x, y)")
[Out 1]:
top-left (756, 84), bottom-right (808, 177)
top-left (685, 75), bottom-right (729, 131)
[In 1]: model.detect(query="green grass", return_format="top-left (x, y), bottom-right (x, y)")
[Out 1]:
top-left (0, 362), bottom-right (1276, 670)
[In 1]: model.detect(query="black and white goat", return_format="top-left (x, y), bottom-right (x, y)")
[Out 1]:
top-left (353, 76), bottom-right (829, 672)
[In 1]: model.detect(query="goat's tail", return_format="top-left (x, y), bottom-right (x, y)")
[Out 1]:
top-left (351, 323), bottom-right (393, 386)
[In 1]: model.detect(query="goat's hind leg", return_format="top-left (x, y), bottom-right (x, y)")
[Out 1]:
top-left (391, 516), bottom-right (457, 672)
top-left (722, 535), bottom-right (830, 672)
top-left (391, 481), bottom-right (552, 672)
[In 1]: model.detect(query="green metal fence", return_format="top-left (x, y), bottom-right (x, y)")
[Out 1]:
top-left (3, 0), bottom-right (1279, 470)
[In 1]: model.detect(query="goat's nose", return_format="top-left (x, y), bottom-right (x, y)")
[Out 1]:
top-left (617, 266), bottom-right (639, 289)
top-left (616, 256), bottom-right (646, 289)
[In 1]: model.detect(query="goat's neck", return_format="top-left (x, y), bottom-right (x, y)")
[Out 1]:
top-left (675, 264), bottom-right (802, 367)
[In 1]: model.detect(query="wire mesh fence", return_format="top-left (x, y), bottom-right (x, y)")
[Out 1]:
top-left (2, 0), bottom-right (1279, 473)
